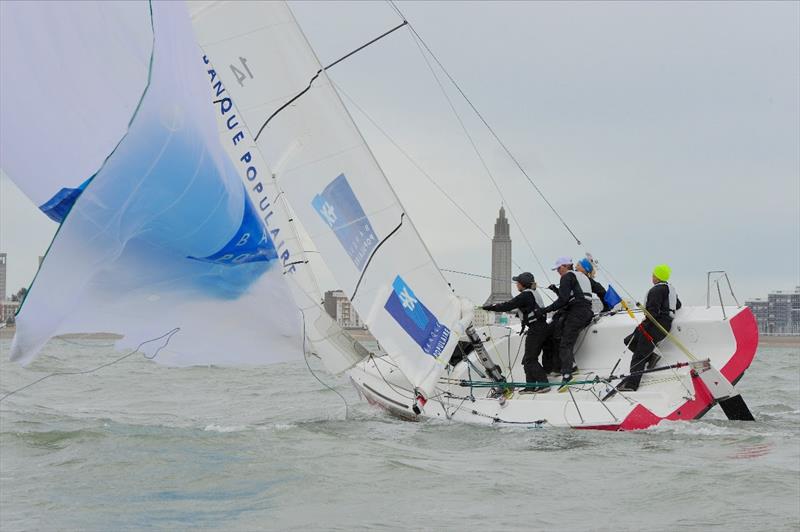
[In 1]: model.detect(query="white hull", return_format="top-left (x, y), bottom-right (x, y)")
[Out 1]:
top-left (347, 306), bottom-right (758, 430)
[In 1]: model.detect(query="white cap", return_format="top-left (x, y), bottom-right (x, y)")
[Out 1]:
top-left (551, 256), bottom-right (573, 270)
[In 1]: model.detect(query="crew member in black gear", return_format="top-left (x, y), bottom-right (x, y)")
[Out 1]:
top-left (576, 258), bottom-right (610, 312)
top-left (542, 257), bottom-right (609, 375)
top-left (617, 265), bottom-right (682, 392)
top-left (482, 272), bottom-right (550, 393)
top-left (540, 291), bottom-right (565, 375)
top-left (534, 257), bottom-right (595, 387)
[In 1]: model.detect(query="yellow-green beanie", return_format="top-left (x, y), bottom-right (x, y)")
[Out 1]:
top-left (653, 264), bottom-right (671, 282)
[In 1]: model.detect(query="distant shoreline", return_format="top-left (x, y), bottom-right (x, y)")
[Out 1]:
top-left (758, 335), bottom-right (800, 347)
top-left (0, 327), bottom-right (121, 340)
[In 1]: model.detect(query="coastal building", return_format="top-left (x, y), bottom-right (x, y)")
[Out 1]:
top-left (1, 300), bottom-right (19, 324)
top-left (0, 253), bottom-right (6, 302)
top-left (472, 308), bottom-right (493, 327)
top-left (484, 206), bottom-right (512, 306)
top-left (747, 299), bottom-right (769, 332)
top-left (746, 286), bottom-right (800, 335)
top-left (323, 289), bottom-right (365, 329)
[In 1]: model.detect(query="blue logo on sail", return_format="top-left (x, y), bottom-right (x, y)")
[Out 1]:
top-left (189, 194), bottom-right (277, 265)
top-left (312, 174), bottom-right (378, 270)
top-left (385, 275), bottom-right (450, 357)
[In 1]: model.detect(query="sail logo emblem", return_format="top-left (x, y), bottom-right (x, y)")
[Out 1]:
top-left (319, 202), bottom-right (337, 226)
top-left (385, 275), bottom-right (451, 358)
top-left (188, 192), bottom-right (278, 265)
top-left (312, 174), bottom-right (378, 271)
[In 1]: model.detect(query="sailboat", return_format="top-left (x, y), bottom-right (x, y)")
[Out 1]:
top-left (1, 1), bottom-right (757, 430)
top-left (188, 1), bottom-right (758, 429)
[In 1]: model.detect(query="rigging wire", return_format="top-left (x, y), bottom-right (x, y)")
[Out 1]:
top-left (299, 309), bottom-right (350, 419)
top-left (386, 1), bottom-right (650, 304)
top-left (332, 81), bottom-right (526, 271)
top-left (387, 0), bottom-right (582, 248)
top-left (440, 269), bottom-right (512, 283)
top-left (368, 355), bottom-right (417, 401)
top-left (399, 16), bottom-right (553, 284)
top-left (439, 268), bottom-right (555, 302)
top-left (0, 328), bottom-right (181, 404)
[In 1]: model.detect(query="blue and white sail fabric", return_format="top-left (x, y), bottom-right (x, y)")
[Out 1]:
top-left (1, 1), bottom-right (301, 365)
top-left (191, 1), bottom-right (471, 397)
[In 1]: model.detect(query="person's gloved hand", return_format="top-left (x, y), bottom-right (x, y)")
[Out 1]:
top-left (548, 284), bottom-right (558, 292)
top-left (481, 305), bottom-right (493, 311)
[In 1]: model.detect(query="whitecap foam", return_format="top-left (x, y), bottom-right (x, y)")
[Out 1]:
top-left (650, 419), bottom-right (739, 437)
top-left (203, 424), bottom-right (248, 433)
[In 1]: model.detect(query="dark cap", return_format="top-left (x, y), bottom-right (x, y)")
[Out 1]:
top-left (512, 272), bottom-right (535, 287)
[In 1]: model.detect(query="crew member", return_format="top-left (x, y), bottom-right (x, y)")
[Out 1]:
top-left (482, 272), bottom-right (550, 393)
top-left (617, 264), bottom-right (682, 392)
top-left (542, 284), bottom-right (566, 375)
top-left (534, 257), bottom-right (594, 387)
top-left (575, 258), bottom-right (610, 313)
top-left (541, 258), bottom-right (606, 374)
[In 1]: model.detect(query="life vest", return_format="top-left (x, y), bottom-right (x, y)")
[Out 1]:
top-left (572, 270), bottom-right (593, 303)
top-left (654, 282), bottom-right (679, 319)
top-left (515, 288), bottom-right (543, 324)
top-left (528, 287), bottom-right (544, 308)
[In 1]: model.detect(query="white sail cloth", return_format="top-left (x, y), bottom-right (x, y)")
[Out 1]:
top-left (201, 54), bottom-right (368, 373)
top-left (191, 1), bottom-right (471, 396)
top-left (1, 1), bottom-right (301, 365)
top-left (0, 1), bottom-right (151, 222)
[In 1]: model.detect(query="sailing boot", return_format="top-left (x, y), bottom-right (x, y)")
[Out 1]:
top-left (645, 353), bottom-right (661, 370)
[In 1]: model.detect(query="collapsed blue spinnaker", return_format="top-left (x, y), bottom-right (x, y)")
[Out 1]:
top-left (0, 1), bottom-right (301, 365)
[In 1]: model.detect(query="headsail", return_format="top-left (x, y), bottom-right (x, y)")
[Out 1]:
top-left (191, 1), bottom-right (471, 396)
top-left (200, 53), bottom-right (368, 373)
top-left (1, 1), bottom-right (302, 365)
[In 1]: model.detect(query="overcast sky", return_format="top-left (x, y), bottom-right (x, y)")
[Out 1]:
top-left (1, 0), bottom-right (798, 306)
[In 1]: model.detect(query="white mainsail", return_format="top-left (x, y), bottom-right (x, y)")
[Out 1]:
top-left (199, 50), bottom-right (368, 373)
top-left (191, 1), bottom-right (471, 397)
top-left (1, 1), bottom-right (303, 365)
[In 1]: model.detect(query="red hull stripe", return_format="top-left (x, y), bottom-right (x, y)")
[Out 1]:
top-left (582, 307), bottom-right (759, 431)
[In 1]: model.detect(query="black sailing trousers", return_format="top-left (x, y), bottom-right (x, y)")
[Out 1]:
top-left (522, 320), bottom-right (550, 385)
top-left (623, 318), bottom-right (671, 389)
top-left (559, 304), bottom-right (594, 375)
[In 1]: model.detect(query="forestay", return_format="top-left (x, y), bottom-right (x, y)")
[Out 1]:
top-left (2, 1), bottom-right (302, 366)
top-left (190, 1), bottom-right (471, 397)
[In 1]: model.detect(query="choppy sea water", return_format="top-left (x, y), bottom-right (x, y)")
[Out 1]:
top-left (1, 336), bottom-right (798, 532)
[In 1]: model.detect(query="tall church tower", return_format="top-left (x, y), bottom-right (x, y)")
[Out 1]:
top-left (484, 206), bottom-right (512, 305)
